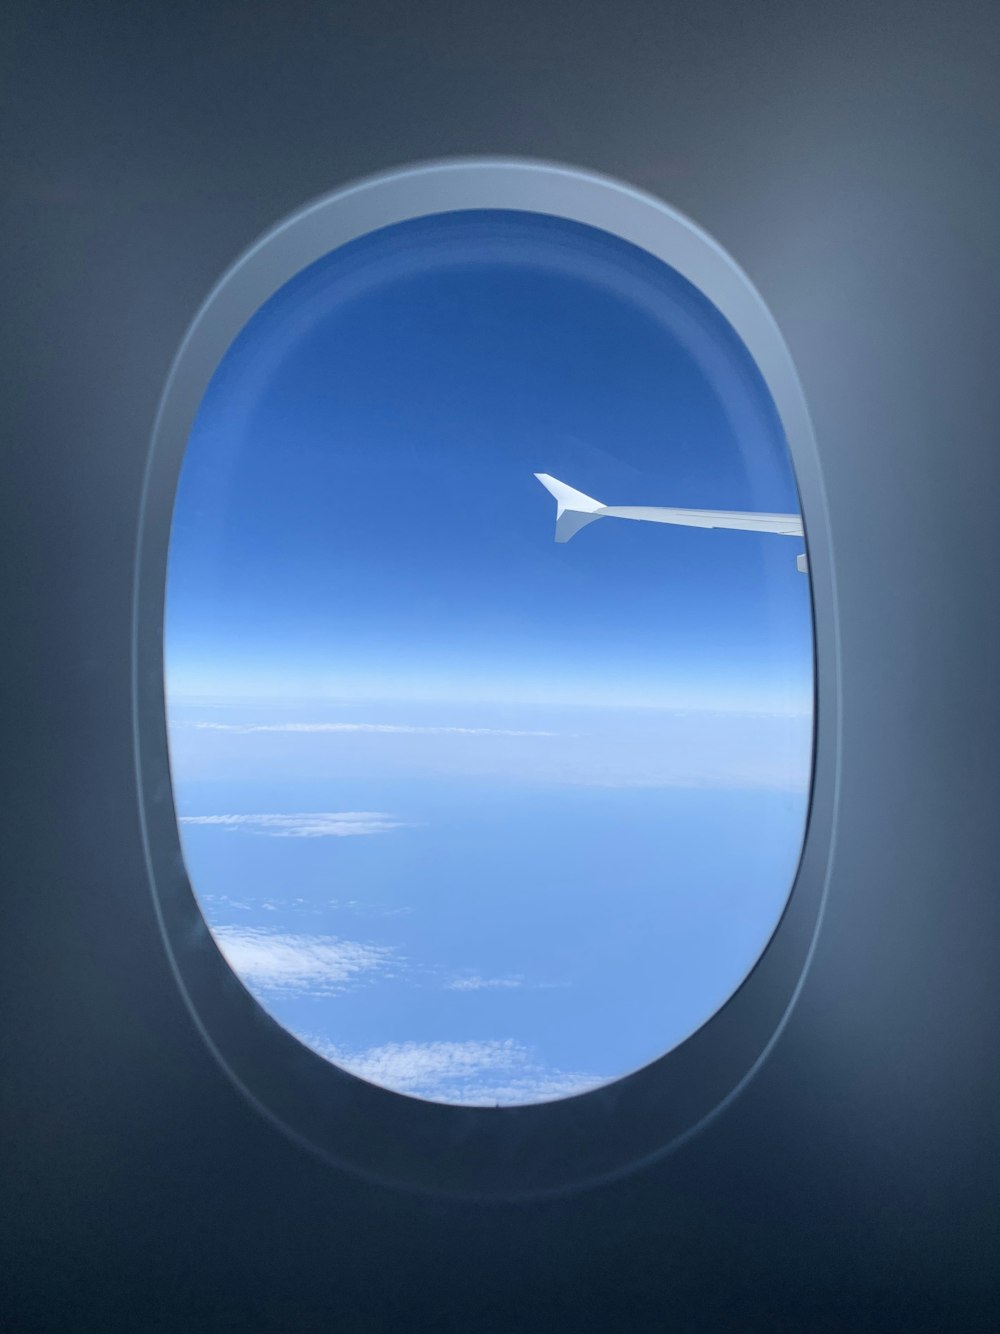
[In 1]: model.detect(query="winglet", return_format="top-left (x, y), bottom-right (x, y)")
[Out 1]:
top-left (534, 474), bottom-right (605, 543)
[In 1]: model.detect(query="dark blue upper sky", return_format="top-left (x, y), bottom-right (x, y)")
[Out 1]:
top-left (166, 209), bottom-right (812, 713)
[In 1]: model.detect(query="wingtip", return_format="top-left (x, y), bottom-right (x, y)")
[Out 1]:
top-left (533, 473), bottom-right (604, 512)
top-left (534, 473), bottom-right (605, 544)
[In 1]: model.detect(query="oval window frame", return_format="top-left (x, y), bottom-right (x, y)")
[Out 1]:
top-left (133, 157), bottom-right (839, 1200)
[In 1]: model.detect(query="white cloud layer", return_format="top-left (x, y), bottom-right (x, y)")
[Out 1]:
top-left (178, 720), bottom-right (555, 737)
top-left (302, 1035), bottom-right (606, 1106)
top-left (214, 926), bottom-right (395, 995)
top-left (178, 811), bottom-right (408, 838)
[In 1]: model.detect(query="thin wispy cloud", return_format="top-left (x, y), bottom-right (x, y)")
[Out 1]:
top-left (561, 769), bottom-right (811, 792)
top-left (328, 899), bottom-right (415, 919)
top-left (214, 926), bottom-right (396, 996)
top-left (203, 893), bottom-right (254, 912)
top-left (178, 812), bottom-right (409, 838)
top-left (446, 974), bottom-right (526, 992)
top-left (176, 720), bottom-right (556, 737)
top-left (443, 973), bottom-right (570, 992)
top-left (223, 894), bottom-right (414, 919)
top-left (302, 1035), bottom-right (606, 1106)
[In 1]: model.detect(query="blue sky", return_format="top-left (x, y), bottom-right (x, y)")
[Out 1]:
top-left (165, 209), bottom-right (814, 1104)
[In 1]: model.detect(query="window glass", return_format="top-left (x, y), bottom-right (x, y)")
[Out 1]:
top-left (165, 209), bottom-right (813, 1106)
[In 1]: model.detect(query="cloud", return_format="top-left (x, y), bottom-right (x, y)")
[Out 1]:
top-left (203, 893), bottom-right (254, 911)
top-left (445, 974), bottom-right (571, 992)
top-left (226, 894), bottom-right (413, 919)
top-left (214, 926), bottom-right (395, 995)
top-left (301, 1035), bottom-right (606, 1106)
top-left (446, 974), bottom-right (525, 991)
top-left (176, 720), bottom-right (556, 737)
top-left (555, 769), bottom-right (811, 792)
top-left (178, 812), bottom-right (408, 838)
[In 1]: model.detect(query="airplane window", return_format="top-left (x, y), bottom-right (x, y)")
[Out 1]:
top-left (164, 204), bottom-right (814, 1108)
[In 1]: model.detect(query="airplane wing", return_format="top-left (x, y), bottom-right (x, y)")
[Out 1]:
top-left (534, 473), bottom-right (808, 570)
